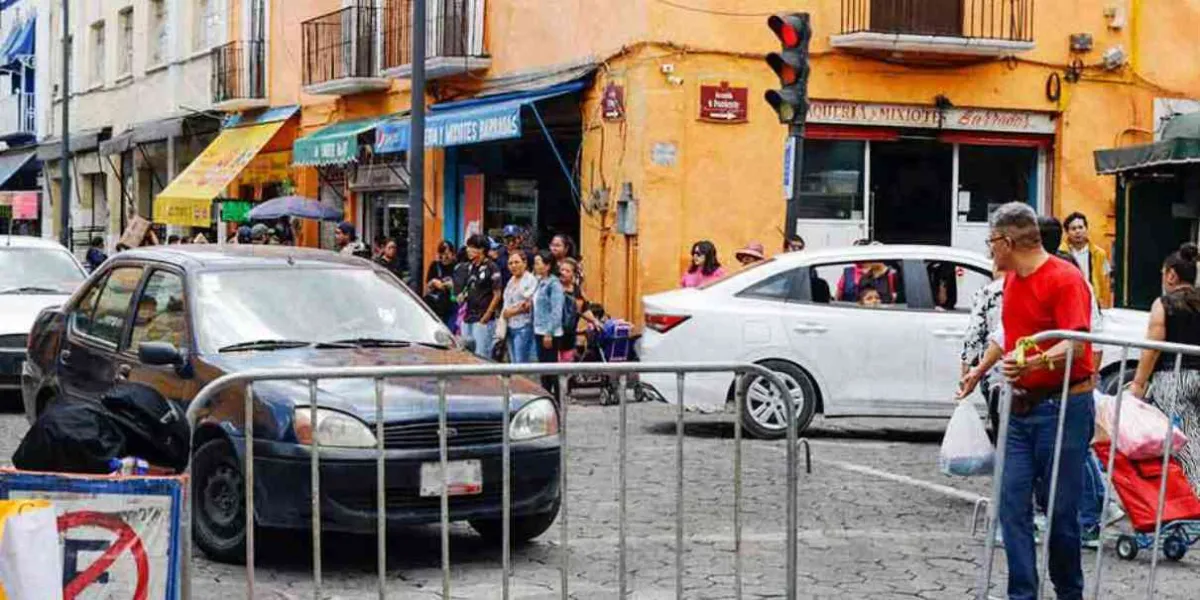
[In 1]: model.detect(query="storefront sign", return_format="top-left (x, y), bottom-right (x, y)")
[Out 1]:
top-left (807, 100), bottom-right (1056, 134)
top-left (219, 200), bottom-right (253, 223)
top-left (602, 83), bottom-right (625, 122)
top-left (699, 82), bottom-right (748, 123)
top-left (782, 137), bottom-right (797, 199)
top-left (158, 197), bottom-right (213, 228)
top-left (376, 103), bottom-right (523, 152)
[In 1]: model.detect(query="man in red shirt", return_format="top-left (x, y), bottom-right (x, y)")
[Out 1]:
top-left (982, 202), bottom-right (1095, 600)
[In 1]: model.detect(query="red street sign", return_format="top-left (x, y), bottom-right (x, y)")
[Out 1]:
top-left (699, 81), bottom-right (748, 123)
top-left (58, 511), bottom-right (151, 600)
top-left (602, 83), bottom-right (625, 122)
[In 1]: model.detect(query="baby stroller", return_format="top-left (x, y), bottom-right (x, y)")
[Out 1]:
top-left (570, 318), bottom-right (647, 406)
top-left (1093, 441), bottom-right (1200, 561)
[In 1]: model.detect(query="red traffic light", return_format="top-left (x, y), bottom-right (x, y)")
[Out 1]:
top-left (768, 13), bottom-right (812, 49)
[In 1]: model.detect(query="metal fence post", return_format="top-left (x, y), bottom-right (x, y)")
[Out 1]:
top-left (309, 380), bottom-right (322, 600)
top-left (438, 378), bottom-right (450, 598)
top-left (375, 377), bottom-right (387, 599)
top-left (1091, 347), bottom-right (1130, 599)
top-left (501, 376), bottom-right (512, 600)
top-left (977, 384), bottom-right (1013, 599)
top-left (1036, 344), bottom-right (1076, 600)
top-left (733, 373), bottom-right (744, 600)
top-left (618, 374), bottom-right (629, 598)
top-left (558, 374), bottom-right (570, 600)
top-left (1147, 354), bottom-right (1185, 599)
top-left (675, 373), bottom-right (686, 600)
top-left (244, 382), bottom-right (256, 598)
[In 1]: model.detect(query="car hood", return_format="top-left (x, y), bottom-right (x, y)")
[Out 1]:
top-left (1101, 307), bottom-right (1149, 338)
top-left (202, 344), bottom-right (547, 424)
top-left (0, 294), bottom-right (70, 336)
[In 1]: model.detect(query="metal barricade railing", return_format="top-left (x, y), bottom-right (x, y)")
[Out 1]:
top-left (976, 330), bottom-right (1200, 600)
top-left (179, 361), bottom-right (804, 599)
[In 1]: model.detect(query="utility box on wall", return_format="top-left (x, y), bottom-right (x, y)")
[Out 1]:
top-left (615, 182), bottom-right (637, 235)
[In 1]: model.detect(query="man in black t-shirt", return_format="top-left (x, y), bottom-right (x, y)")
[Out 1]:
top-left (461, 234), bottom-right (501, 358)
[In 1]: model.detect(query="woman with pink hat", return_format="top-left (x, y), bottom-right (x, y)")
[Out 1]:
top-left (735, 242), bottom-right (766, 268)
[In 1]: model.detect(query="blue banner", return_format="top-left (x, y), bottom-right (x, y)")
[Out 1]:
top-left (376, 102), bottom-right (524, 153)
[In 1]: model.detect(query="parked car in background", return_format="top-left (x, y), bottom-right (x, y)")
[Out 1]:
top-left (0, 237), bottom-right (87, 395)
top-left (21, 245), bottom-right (561, 563)
top-left (640, 245), bottom-right (1149, 439)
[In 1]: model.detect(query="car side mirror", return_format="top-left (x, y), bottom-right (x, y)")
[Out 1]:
top-left (139, 342), bottom-right (184, 367)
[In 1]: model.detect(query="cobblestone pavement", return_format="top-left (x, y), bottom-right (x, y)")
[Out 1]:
top-left (3, 393), bottom-right (1199, 598)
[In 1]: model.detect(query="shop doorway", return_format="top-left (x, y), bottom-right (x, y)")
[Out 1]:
top-left (870, 139), bottom-right (953, 245)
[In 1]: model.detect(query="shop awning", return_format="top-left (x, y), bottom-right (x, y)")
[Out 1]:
top-left (374, 80), bottom-right (586, 153)
top-left (36, 128), bottom-right (108, 161)
top-left (0, 17), bottom-right (34, 67)
top-left (293, 114), bottom-right (398, 166)
top-left (154, 119), bottom-right (289, 227)
top-left (0, 148), bottom-right (35, 187)
top-left (1095, 113), bottom-right (1200, 175)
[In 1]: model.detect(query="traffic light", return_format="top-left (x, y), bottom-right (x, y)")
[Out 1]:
top-left (765, 13), bottom-right (812, 125)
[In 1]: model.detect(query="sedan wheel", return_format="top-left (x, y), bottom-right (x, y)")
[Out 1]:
top-left (193, 439), bottom-right (248, 564)
top-left (739, 361), bottom-right (817, 440)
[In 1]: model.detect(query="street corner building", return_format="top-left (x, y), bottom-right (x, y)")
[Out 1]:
top-left (25, 0), bottom-right (1200, 323)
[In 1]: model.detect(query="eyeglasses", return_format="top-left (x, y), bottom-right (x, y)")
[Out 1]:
top-left (985, 235), bottom-right (1010, 247)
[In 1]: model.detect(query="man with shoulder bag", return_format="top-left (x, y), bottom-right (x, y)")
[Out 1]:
top-left (959, 203), bottom-right (1096, 600)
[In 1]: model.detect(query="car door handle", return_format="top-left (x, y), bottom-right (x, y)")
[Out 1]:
top-left (115, 364), bottom-right (132, 382)
top-left (933, 329), bottom-right (966, 339)
top-left (793, 323), bottom-right (828, 334)
top-left (59, 349), bottom-right (71, 365)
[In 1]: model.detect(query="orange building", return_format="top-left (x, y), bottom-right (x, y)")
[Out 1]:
top-left (187, 0), bottom-right (1200, 316)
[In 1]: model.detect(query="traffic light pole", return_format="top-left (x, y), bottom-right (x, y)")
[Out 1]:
top-left (785, 123), bottom-right (805, 239)
top-left (407, 0), bottom-right (427, 290)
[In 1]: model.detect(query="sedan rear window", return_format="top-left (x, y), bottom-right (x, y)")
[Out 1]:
top-left (193, 267), bottom-right (446, 354)
top-left (0, 248), bottom-right (86, 294)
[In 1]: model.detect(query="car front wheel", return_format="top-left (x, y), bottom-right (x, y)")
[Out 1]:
top-left (193, 439), bottom-right (248, 564)
top-left (470, 498), bottom-right (560, 545)
top-left (740, 361), bottom-right (817, 440)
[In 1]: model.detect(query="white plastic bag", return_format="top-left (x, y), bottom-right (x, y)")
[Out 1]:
top-left (940, 402), bottom-right (995, 477)
top-left (1098, 392), bottom-right (1189, 460)
top-left (0, 501), bottom-right (63, 600)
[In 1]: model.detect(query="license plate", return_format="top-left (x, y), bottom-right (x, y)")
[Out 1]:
top-left (420, 459), bottom-right (483, 497)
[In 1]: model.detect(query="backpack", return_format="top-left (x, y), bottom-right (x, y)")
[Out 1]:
top-left (562, 290), bottom-right (580, 334)
top-left (101, 383), bottom-right (191, 472)
top-left (13, 402), bottom-right (126, 474)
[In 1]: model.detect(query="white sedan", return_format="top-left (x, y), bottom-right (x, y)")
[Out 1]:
top-left (0, 236), bottom-right (88, 394)
top-left (640, 245), bottom-right (1148, 439)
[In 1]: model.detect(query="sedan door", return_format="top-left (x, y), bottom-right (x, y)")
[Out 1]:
top-left (58, 266), bottom-right (144, 403)
top-left (917, 259), bottom-right (994, 409)
top-left (124, 268), bottom-right (197, 403)
top-left (784, 260), bottom-right (929, 415)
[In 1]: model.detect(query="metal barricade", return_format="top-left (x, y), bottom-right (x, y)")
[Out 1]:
top-left (178, 361), bottom-right (803, 599)
top-left (975, 330), bottom-right (1200, 600)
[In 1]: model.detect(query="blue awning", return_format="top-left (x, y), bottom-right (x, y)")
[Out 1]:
top-left (374, 80), bottom-right (586, 153)
top-left (1, 17), bottom-right (34, 67)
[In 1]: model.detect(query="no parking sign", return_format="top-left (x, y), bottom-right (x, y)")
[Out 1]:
top-left (0, 471), bottom-right (185, 600)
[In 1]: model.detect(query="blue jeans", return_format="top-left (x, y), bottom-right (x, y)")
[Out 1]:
top-left (1000, 391), bottom-right (1094, 600)
top-left (1079, 450), bottom-right (1106, 531)
top-left (463, 320), bottom-right (495, 359)
top-left (507, 324), bottom-right (536, 364)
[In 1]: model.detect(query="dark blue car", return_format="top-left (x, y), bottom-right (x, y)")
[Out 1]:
top-left (21, 245), bottom-right (560, 563)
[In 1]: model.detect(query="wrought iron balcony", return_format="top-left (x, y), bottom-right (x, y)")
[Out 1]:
top-left (382, 0), bottom-right (489, 79)
top-left (833, 0), bottom-right (1035, 61)
top-left (211, 40), bottom-right (268, 111)
top-left (302, 4), bottom-right (390, 96)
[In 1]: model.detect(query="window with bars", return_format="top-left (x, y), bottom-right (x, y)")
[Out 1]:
top-left (148, 0), bottom-right (168, 66)
top-left (90, 21), bottom-right (106, 86)
top-left (118, 9), bottom-right (133, 76)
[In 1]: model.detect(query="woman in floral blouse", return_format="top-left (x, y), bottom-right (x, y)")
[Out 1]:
top-left (960, 270), bottom-right (1005, 432)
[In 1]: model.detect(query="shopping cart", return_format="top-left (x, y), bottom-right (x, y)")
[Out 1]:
top-left (1094, 441), bottom-right (1200, 561)
top-left (570, 318), bottom-right (647, 405)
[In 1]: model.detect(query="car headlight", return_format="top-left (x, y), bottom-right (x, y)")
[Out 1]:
top-left (510, 398), bottom-right (559, 441)
top-left (293, 407), bottom-right (377, 448)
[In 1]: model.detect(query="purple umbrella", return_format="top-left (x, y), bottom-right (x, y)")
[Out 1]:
top-left (247, 195), bottom-right (344, 222)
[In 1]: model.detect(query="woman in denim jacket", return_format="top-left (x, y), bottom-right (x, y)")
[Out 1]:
top-left (532, 251), bottom-right (565, 393)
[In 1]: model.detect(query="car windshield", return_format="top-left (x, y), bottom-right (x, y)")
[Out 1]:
top-left (193, 268), bottom-right (446, 354)
top-left (0, 247), bottom-right (86, 294)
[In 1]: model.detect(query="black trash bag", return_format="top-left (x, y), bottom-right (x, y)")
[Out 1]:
top-left (101, 383), bottom-right (191, 473)
top-left (12, 402), bottom-right (126, 474)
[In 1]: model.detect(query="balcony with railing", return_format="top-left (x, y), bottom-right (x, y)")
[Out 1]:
top-left (302, 4), bottom-right (390, 96)
top-left (211, 40), bottom-right (268, 111)
top-left (0, 92), bottom-right (35, 141)
top-left (382, 0), bottom-right (489, 79)
top-left (833, 0), bottom-right (1035, 61)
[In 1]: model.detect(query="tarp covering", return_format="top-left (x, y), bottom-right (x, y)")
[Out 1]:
top-left (0, 148), bottom-right (35, 187)
top-left (154, 120), bottom-right (287, 226)
top-left (1095, 112), bottom-right (1200, 174)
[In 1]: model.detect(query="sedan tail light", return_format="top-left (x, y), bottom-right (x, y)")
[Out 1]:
top-left (645, 313), bottom-right (690, 334)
